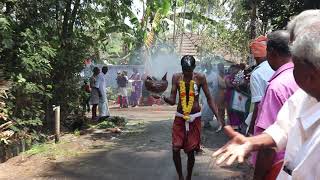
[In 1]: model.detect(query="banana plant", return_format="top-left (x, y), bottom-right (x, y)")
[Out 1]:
top-left (144, 0), bottom-right (171, 49)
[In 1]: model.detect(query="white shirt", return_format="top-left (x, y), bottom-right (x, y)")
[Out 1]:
top-left (264, 89), bottom-right (320, 180)
top-left (95, 72), bottom-right (107, 99)
top-left (250, 61), bottom-right (274, 103)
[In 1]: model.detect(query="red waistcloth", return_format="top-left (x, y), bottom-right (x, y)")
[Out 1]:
top-left (172, 116), bottom-right (201, 153)
top-left (264, 161), bottom-right (283, 180)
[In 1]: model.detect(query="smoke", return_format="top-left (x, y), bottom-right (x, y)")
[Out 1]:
top-left (144, 45), bottom-right (181, 84)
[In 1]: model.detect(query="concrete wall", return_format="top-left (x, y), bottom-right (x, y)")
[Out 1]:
top-left (81, 64), bottom-right (144, 88)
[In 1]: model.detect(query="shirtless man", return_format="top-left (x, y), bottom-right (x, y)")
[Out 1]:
top-left (157, 55), bottom-right (221, 180)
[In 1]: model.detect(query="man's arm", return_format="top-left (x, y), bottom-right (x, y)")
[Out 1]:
top-left (212, 126), bottom-right (276, 165)
top-left (213, 95), bottom-right (295, 165)
top-left (201, 74), bottom-right (220, 120)
top-left (163, 74), bottom-right (178, 105)
top-left (248, 73), bottom-right (264, 135)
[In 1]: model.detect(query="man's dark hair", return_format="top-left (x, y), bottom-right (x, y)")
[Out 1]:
top-left (102, 66), bottom-right (108, 74)
top-left (267, 30), bottom-right (291, 57)
top-left (93, 67), bottom-right (100, 75)
top-left (181, 55), bottom-right (196, 71)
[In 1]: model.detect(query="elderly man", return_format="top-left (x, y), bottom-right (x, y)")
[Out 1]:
top-left (248, 36), bottom-right (274, 134)
top-left (212, 10), bottom-right (320, 179)
top-left (252, 30), bottom-right (299, 180)
top-left (95, 66), bottom-right (110, 119)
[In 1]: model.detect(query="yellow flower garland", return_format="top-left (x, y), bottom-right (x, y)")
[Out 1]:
top-left (179, 80), bottom-right (195, 121)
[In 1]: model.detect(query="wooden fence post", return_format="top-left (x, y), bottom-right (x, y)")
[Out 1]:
top-left (53, 105), bottom-right (60, 143)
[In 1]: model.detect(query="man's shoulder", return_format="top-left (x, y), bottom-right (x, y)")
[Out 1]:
top-left (97, 73), bottom-right (104, 77)
top-left (269, 70), bottom-right (297, 90)
top-left (288, 88), bottom-right (307, 102)
top-left (172, 73), bottom-right (182, 78)
top-left (252, 63), bottom-right (273, 80)
top-left (97, 73), bottom-right (106, 81)
top-left (194, 72), bottom-right (205, 78)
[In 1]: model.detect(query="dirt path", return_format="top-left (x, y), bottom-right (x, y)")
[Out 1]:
top-left (0, 106), bottom-right (252, 180)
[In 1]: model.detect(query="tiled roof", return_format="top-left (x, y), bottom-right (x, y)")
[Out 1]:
top-left (168, 33), bottom-right (243, 64)
top-left (168, 33), bottom-right (201, 56)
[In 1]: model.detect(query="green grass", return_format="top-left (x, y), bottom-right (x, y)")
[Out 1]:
top-left (193, 172), bottom-right (200, 176)
top-left (74, 129), bottom-right (81, 137)
top-left (24, 141), bottom-right (81, 159)
top-left (96, 121), bottom-right (115, 129)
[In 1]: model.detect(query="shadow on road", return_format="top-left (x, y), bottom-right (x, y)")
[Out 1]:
top-left (39, 119), bottom-right (252, 180)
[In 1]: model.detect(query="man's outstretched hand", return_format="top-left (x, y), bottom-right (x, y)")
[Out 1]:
top-left (212, 126), bottom-right (253, 165)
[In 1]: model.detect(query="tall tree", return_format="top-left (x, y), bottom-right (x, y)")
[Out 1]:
top-left (0, 0), bottom-right (140, 135)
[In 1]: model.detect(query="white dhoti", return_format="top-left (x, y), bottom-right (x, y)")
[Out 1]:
top-left (99, 95), bottom-right (110, 117)
top-left (175, 112), bottom-right (202, 131)
top-left (118, 87), bottom-right (128, 96)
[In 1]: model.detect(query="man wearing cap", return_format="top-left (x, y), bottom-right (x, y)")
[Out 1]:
top-left (252, 30), bottom-right (299, 180)
top-left (248, 36), bottom-right (275, 134)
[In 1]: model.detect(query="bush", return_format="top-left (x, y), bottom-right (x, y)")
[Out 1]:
top-left (108, 116), bottom-right (127, 127)
top-left (96, 121), bottom-right (115, 129)
top-left (96, 116), bottom-right (127, 129)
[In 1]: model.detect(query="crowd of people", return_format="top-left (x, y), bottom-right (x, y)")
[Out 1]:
top-left (165, 9), bottom-right (320, 180)
top-left (80, 9), bottom-right (320, 180)
top-left (115, 68), bottom-right (154, 108)
top-left (82, 67), bottom-right (161, 120)
top-left (200, 62), bottom-right (255, 133)
top-left (212, 10), bottom-right (320, 180)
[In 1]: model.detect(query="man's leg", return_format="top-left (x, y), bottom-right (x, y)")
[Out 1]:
top-left (186, 151), bottom-right (195, 180)
top-left (218, 107), bottom-right (225, 126)
top-left (98, 96), bottom-right (109, 119)
top-left (123, 96), bottom-right (128, 108)
top-left (92, 104), bottom-right (97, 120)
top-left (173, 148), bottom-right (184, 180)
top-left (105, 97), bottom-right (110, 117)
top-left (119, 95), bottom-right (123, 108)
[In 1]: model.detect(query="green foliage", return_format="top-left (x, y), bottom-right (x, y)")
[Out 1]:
top-left (25, 141), bottom-right (81, 158)
top-left (96, 116), bottom-right (127, 129)
top-left (258, 0), bottom-right (304, 29)
top-left (74, 129), bottom-right (81, 137)
top-left (0, 0), bottom-right (138, 136)
top-left (0, 16), bottom-right (13, 52)
top-left (108, 116), bottom-right (128, 127)
top-left (96, 121), bottom-right (116, 129)
top-left (107, 87), bottom-right (118, 101)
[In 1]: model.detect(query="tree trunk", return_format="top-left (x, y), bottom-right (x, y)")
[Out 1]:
top-left (68, 0), bottom-right (81, 35)
top-left (55, 0), bottom-right (60, 30)
top-left (61, 0), bottom-right (72, 44)
top-left (249, 0), bottom-right (257, 39)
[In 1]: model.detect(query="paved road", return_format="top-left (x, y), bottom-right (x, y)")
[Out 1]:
top-left (0, 106), bottom-right (252, 180)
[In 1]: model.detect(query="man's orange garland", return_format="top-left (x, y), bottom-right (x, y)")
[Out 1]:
top-left (179, 80), bottom-right (195, 121)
